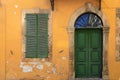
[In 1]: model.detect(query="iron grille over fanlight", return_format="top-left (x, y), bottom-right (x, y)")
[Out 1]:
top-left (75, 12), bottom-right (103, 28)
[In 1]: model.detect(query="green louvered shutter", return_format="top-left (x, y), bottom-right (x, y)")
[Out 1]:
top-left (26, 14), bottom-right (37, 58)
top-left (37, 14), bottom-right (48, 58)
top-left (25, 14), bottom-right (48, 58)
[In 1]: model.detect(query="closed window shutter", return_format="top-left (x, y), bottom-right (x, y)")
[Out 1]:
top-left (26, 14), bottom-right (37, 58)
top-left (25, 14), bottom-right (48, 58)
top-left (37, 14), bottom-right (48, 58)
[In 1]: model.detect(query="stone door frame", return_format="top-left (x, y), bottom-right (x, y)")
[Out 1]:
top-left (68, 3), bottom-right (109, 80)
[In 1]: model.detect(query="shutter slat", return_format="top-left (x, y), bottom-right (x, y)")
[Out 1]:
top-left (26, 14), bottom-right (37, 58)
top-left (26, 14), bottom-right (37, 36)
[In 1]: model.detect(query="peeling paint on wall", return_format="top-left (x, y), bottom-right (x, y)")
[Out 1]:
top-left (20, 62), bottom-right (24, 68)
top-left (20, 61), bottom-right (46, 72)
top-left (22, 65), bottom-right (33, 73)
top-left (45, 62), bottom-right (51, 67)
top-left (36, 64), bottom-right (44, 70)
top-left (52, 65), bottom-right (57, 74)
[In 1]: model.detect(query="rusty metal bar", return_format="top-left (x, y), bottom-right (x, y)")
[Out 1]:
top-left (50, 0), bottom-right (54, 11)
top-left (99, 0), bottom-right (101, 10)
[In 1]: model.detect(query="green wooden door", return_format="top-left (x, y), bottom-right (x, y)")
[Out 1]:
top-left (75, 28), bottom-right (102, 78)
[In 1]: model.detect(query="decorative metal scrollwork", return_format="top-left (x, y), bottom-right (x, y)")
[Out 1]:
top-left (74, 13), bottom-right (103, 28)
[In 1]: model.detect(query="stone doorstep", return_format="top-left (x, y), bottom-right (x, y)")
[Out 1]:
top-left (75, 78), bottom-right (102, 80)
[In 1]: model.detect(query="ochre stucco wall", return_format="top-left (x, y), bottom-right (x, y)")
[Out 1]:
top-left (0, 2), bottom-right (6, 80)
top-left (0, 0), bottom-right (120, 80)
top-left (102, 1), bottom-right (120, 80)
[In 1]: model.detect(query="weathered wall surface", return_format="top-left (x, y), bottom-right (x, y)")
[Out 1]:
top-left (102, 0), bottom-right (120, 80)
top-left (0, 0), bottom-right (120, 80)
top-left (0, 1), bottom-right (5, 80)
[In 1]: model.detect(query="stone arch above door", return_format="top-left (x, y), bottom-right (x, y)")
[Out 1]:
top-left (67, 3), bottom-right (109, 80)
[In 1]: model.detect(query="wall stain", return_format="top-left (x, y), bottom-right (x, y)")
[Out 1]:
top-left (59, 50), bottom-right (64, 53)
top-left (10, 50), bottom-right (14, 55)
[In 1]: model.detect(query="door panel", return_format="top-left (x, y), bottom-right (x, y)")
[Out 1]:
top-left (75, 29), bottom-right (102, 78)
top-left (89, 29), bottom-right (102, 77)
top-left (90, 51), bottom-right (99, 62)
top-left (90, 31), bottom-right (100, 48)
top-left (76, 63), bottom-right (87, 77)
top-left (75, 29), bottom-right (88, 77)
top-left (90, 64), bottom-right (101, 77)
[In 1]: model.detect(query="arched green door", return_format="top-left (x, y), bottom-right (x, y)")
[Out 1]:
top-left (75, 28), bottom-right (102, 78)
top-left (74, 13), bottom-right (103, 78)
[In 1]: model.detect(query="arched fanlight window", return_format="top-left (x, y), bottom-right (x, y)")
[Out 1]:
top-left (74, 12), bottom-right (103, 28)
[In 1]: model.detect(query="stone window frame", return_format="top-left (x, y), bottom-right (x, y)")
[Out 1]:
top-left (67, 3), bottom-right (109, 80)
top-left (22, 8), bottom-right (52, 62)
top-left (116, 8), bottom-right (120, 61)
